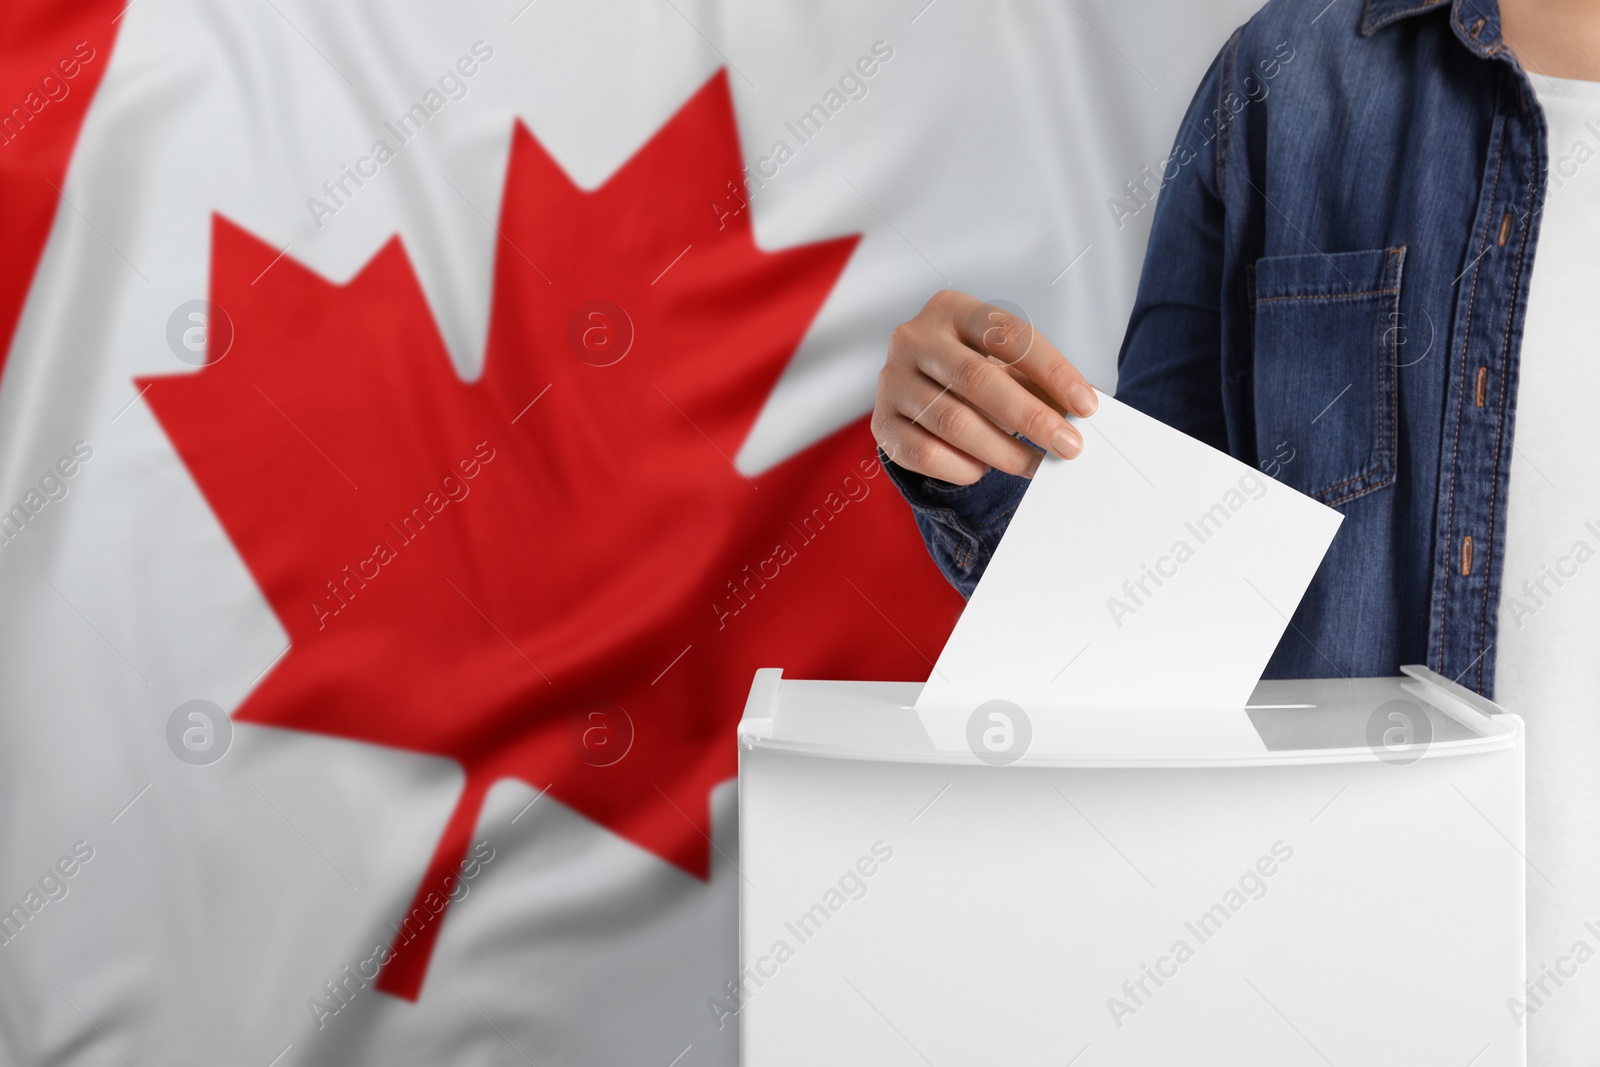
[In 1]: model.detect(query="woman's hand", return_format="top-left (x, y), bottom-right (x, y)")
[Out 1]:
top-left (872, 290), bottom-right (1099, 485)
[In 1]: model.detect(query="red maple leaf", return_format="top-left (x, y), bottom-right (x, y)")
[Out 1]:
top-left (139, 70), bottom-right (962, 1000)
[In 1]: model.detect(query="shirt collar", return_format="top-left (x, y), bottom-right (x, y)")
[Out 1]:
top-left (1361, 0), bottom-right (1504, 58)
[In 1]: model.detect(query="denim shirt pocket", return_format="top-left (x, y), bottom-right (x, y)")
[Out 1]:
top-left (1250, 246), bottom-right (1405, 506)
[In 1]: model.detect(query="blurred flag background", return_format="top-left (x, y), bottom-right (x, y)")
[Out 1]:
top-left (0, 0), bottom-right (1255, 1063)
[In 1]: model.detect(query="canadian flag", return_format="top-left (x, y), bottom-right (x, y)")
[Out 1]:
top-left (0, 1), bottom-right (1249, 1063)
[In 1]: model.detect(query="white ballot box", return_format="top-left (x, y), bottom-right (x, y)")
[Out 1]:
top-left (738, 666), bottom-right (1525, 1066)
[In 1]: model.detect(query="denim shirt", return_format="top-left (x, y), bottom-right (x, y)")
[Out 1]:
top-left (885, 0), bottom-right (1545, 697)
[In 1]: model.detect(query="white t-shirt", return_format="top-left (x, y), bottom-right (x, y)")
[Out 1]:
top-left (1495, 72), bottom-right (1600, 1063)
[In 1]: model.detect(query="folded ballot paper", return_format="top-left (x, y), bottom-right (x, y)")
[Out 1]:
top-left (916, 391), bottom-right (1343, 729)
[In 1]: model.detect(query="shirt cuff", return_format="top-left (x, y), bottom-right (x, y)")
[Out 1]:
top-left (878, 448), bottom-right (1029, 598)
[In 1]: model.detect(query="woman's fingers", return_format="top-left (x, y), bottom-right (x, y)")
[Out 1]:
top-left (898, 371), bottom-right (1045, 476)
top-left (872, 414), bottom-right (998, 486)
top-left (915, 332), bottom-right (1082, 459)
top-left (875, 289), bottom-right (1096, 480)
top-left (952, 296), bottom-right (1099, 417)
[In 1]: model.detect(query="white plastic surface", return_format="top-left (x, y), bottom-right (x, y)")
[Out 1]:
top-left (738, 669), bottom-right (1526, 1066)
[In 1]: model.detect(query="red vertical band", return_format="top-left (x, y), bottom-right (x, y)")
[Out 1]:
top-left (0, 0), bottom-right (125, 390)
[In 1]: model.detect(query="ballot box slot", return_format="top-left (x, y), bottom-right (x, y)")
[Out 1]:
top-left (740, 667), bottom-right (1520, 768)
